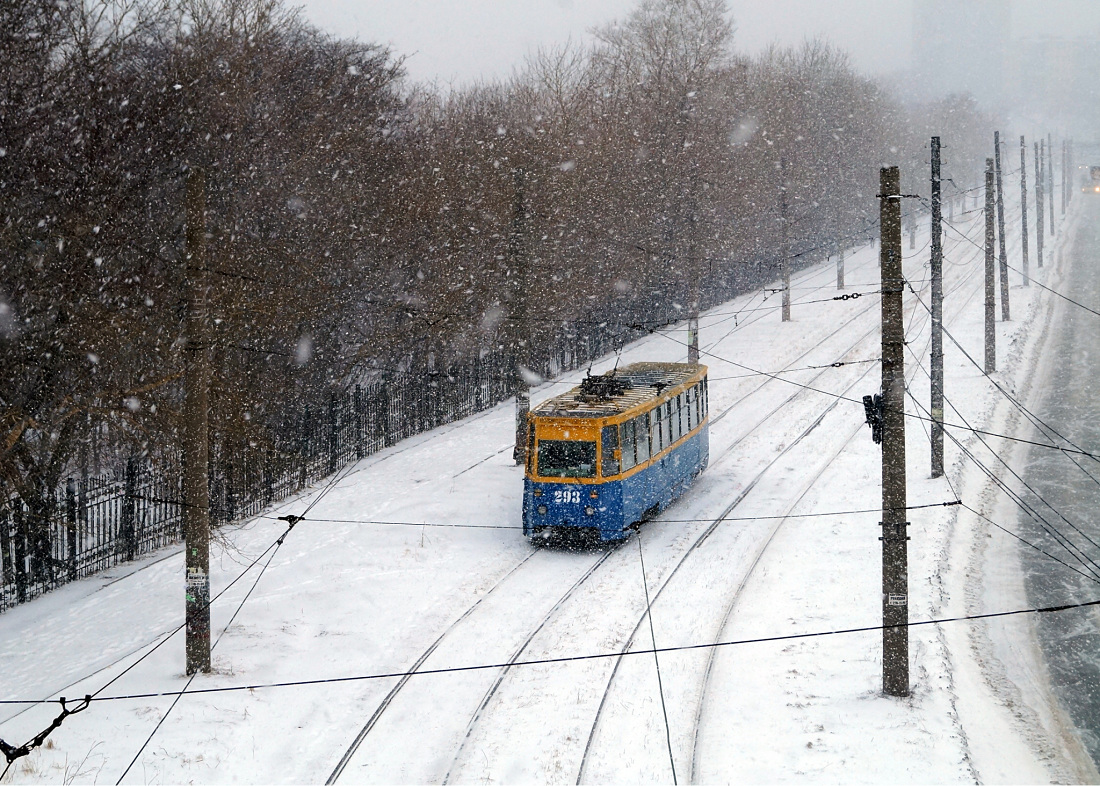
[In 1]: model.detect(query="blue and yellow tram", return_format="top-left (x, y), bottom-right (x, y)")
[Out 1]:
top-left (522, 362), bottom-right (709, 542)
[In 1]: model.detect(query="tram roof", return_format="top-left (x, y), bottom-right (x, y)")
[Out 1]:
top-left (531, 362), bottom-right (706, 419)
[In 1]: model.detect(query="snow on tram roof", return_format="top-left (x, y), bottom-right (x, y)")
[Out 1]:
top-left (532, 362), bottom-right (706, 419)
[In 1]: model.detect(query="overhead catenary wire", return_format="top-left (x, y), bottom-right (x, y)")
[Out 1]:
top-left (903, 356), bottom-right (1100, 582)
top-left (114, 518), bottom-right (298, 784)
top-left (901, 370), bottom-right (1100, 589)
top-left (0, 519), bottom-right (299, 775)
top-left (636, 534), bottom-right (677, 784)
top-left (251, 500), bottom-right (964, 531)
top-left (647, 319), bottom-right (1100, 463)
top-left (901, 270), bottom-right (1100, 471)
top-left (902, 272), bottom-right (1100, 487)
top-left (5, 595), bottom-right (1100, 706)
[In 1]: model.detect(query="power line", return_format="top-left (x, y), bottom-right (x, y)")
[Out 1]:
top-left (114, 519), bottom-right (298, 783)
top-left (900, 374), bottom-right (1100, 587)
top-left (903, 361), bottom-right (1100, 581)
top-left (254, 500), bottom-right (963, 531)
top-left (636, 534), bottom-right (676, 784)
top-left (902, 275), bottom-right (1100, 466)
top-left (1003, 259), bottom-right (1100, 320)
top-left (7, 594), bottom-right (1100, 705)
top-left (0, 520), bottom-right (298, 776)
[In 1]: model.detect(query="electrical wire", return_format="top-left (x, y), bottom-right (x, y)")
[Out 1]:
top-left (251, 500), bottom-right (963, 531)
top-left (903, 358), bottom-right (1100, 581)
top-left (5, 594), bottom-right (1100, 705)
top-left (115, 521), bottom-right (296, 784)
top-left (636, 534), bottom-right (676, 784)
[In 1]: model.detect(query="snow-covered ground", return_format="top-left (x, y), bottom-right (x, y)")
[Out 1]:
top-left (1, 176), bottom-right (1095, 784)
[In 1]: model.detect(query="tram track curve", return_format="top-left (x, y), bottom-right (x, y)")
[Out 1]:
top-left (325, 209), bottom-right (988, 782)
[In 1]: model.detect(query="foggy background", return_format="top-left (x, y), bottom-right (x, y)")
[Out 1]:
top-left (298, 0), bottom-right (1100, 133)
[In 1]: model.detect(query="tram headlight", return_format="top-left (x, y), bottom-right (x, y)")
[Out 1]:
top-left (537, 505), bottom-right (547, 515)
top-left (585, 506), bottom-right (596, 516)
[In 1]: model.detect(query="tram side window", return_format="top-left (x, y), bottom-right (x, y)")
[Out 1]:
top-left (526, 424), bottom-right (536, 473)
top-left (671, 396), bottom-right (682, 442)
top-left (702, 377), bottom-right (708, 417)
top-left (651, 406), bottom-right (663, 452)
top-left (601, 425), bottom-right (620, 477)
top-left (678, 393), bottom-right (687, 437)
top-left (663, 401), bottom-right (673, 447)
top-left (687, 386), bottom-right (697, 430)
top-left (635, 413), bottom-right (651, 463)
top-left (621, 419), bottom-right (637, 470)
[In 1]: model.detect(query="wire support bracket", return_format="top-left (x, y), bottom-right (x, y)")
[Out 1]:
top-left (0, 695), bottom-right (92, 768)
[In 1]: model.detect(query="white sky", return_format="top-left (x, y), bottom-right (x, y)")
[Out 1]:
top-left (293, 0), bottom-right (1100, 88)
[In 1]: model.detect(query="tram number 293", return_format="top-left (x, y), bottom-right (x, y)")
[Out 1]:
top-left (553, 488), bottom-right (582, 504)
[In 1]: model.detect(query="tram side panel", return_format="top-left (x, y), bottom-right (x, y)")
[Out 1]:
top-left (523, 424), bottom-right (709, 542)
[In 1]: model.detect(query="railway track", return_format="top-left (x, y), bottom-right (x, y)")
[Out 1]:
top-left (441, 211), bottom-right (992, 784)
top-left (324, 258), bottom-right (893, 783)
top-left (579, 207), bottom-right (994, 784)
top-left (685, 231), bottom-right (995, 782)
top-left (324, 209), bottom-right (991, 782)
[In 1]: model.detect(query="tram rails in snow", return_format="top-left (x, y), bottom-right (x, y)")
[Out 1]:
top-left (325, 290), bottom-right (896, 782)
top-left (446, 216), bottom-right (995, 783)
top-left (325, 348), bottom-right (874, 781)
top-left (324, 228), bottom-right (973, 782)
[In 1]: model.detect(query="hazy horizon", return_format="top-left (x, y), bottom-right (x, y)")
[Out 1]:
top-left (293, 0), bottom-right (1100, 88)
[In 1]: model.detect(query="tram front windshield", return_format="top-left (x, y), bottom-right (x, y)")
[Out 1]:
top-left (537, 440), bottom-right (596, 478)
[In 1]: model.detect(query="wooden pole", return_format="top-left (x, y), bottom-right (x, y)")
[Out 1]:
top-left (984, 159), bottom-right (996, 374)
top-left (930, 138), bottom-right (944, 478)
top-left (1020, 136), bottom-right (1030, 287)
top-left (994, 132), bottom-right (1010, 320)
top-left (1047, 133), bottom-right (1055, 234)
top-left (1035, 141), bottom-right (1045, 269)
top-left (878, 166), bottom-right (908, 698)
top-left (183, 167), bottom-right (211, 675)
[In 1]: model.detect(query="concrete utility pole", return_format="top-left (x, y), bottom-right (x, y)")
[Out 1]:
top-left (1020, 136), bottom-right (1030, 287)
top-left (878, 166), bottom-right (909, 698)
top-left (984, 159), bottom-right (996, 374)
top-left (1062, 139), bottom-right (1068, 216)
top-left (836, 161), bottom-right (845, 290)
top-left (930, 138), bottom-right (944, 479)
top-left (183, 167), bottom-right (211, 675)
top-left (1035, 141), bottom-right (1045, 269)
top-left (993, 133), bottom-right (1010, 321)
top-left (510, 168), bottom-right (531, 466)
top-left (687, 165), bottom-right (701, 364)
top-left (1047, 133), bottom-right (1055, 235)
top-left (1068, 139), bottom-right (1075, 205)
top-left (780, 158), bottom-right (791, 322)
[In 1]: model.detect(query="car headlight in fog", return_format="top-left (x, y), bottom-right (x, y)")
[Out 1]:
top-left (537, 505), bottom-right (547, 515)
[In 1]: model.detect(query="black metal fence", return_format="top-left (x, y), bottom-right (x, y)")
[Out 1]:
top-left (0, 330), bottom-right (632, 612)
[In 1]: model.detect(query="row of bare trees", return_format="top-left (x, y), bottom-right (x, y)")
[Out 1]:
top-left (1, 0), bottom-right (997, 519)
